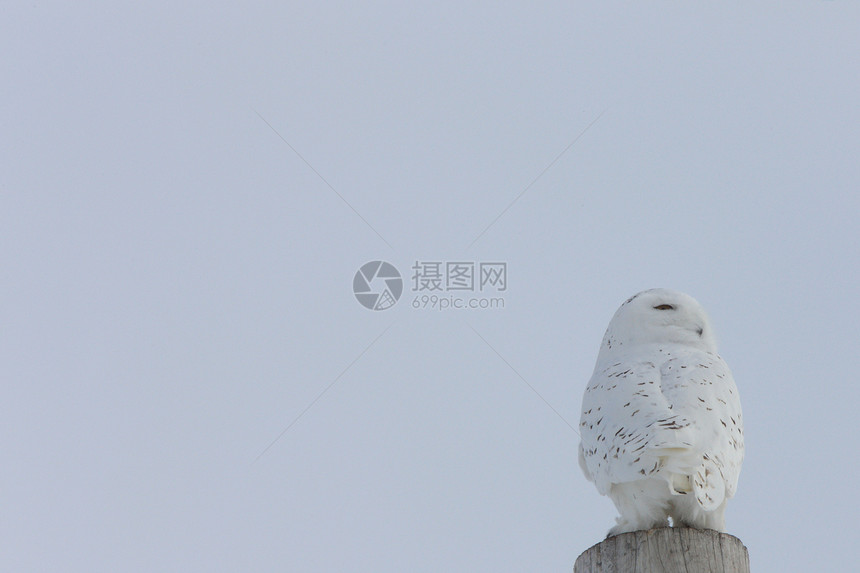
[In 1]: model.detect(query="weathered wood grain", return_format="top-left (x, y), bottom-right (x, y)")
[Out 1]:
top-left (574, 527), bottom-right (749, 573)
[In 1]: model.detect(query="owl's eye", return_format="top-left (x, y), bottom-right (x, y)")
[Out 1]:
top-left (653, 304), bottom-right (675, 310)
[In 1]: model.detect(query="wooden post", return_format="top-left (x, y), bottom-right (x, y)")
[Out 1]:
top-left (574, 527), bottom-right (749, 573)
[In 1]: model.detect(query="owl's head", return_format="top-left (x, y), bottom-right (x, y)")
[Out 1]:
top-left (597, 288), bottom-right (718, 359)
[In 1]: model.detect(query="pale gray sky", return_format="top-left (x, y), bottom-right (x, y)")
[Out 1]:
top-left (3, 2), bottom-right (859, 572)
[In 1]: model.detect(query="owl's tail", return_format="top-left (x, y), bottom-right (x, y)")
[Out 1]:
top-left (646, 420), bottom-right (727, 510)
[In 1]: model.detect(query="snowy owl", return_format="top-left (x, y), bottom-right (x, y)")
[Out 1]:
top-left (578, 289), bottom-right (743, 537)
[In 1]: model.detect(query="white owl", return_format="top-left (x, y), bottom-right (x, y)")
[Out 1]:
top-left (578, 289), bottom-right (743, 537)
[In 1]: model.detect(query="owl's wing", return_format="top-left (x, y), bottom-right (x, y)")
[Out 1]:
top-left (579, 349), bottom-right (743, 507)
top-left (658, 351), bottom-right (744, 505)
top-left (579, 356), bottom-right (692, 495)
